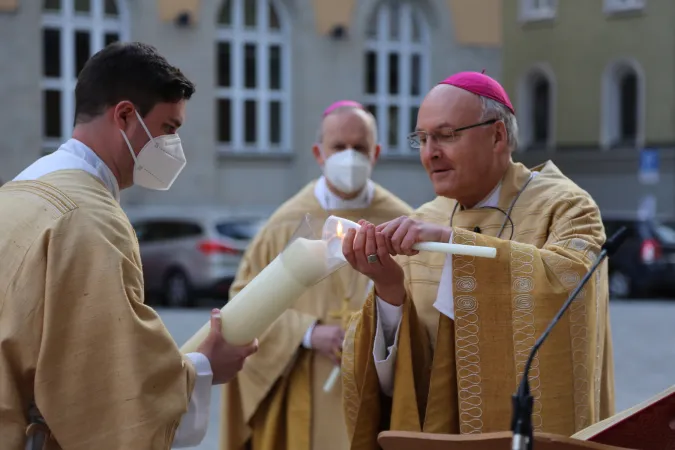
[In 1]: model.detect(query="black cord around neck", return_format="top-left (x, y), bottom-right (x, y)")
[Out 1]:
top-left (449, 203), bottom-right (515, 241)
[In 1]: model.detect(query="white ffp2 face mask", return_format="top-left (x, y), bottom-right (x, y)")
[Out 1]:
top-left (323, 149), bottom-right (372, 194)
top-left (119, 110), bottom-right (187, 191)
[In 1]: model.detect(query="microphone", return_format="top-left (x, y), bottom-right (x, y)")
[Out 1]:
top-left (510, 226), bottom-right (628, 450)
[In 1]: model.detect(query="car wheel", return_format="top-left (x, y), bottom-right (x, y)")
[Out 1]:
top-left (609, 270), bottom-right (631, 299)
top-left (163, 270), bottom-right (194, 308)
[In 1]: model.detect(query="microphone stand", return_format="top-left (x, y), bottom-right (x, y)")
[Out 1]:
top-left (510, 226), bottom-right (628, 450)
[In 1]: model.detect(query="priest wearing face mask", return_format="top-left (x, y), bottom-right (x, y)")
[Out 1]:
top-left (340, 72), bottom-right (616, 449)
top-left (218, 101), bottom-right (413, 450)
top-left (0, 42), bottom-right (258, 450)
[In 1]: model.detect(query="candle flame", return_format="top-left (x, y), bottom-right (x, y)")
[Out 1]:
top-left (336, 221), bottom-right (344, 238)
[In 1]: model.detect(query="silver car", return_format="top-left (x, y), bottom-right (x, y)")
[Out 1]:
top-left (125, 207), bottom-right (266, 307)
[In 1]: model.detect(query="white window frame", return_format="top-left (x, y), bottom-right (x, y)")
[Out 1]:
top-left (603, 0), bottom-right (646, 14)
top-left (519, 0), bottom-right (557, 22)
top-left (364, 1), bottom-right (430, 155)
top-left (41, 0), bottom-right (129, 152)
top-left (516, 63), bottom-right (557, 152)
top-left (215, 0), bottom-right (292, 154)
top-left (600, 58), bottom-right (645, 150)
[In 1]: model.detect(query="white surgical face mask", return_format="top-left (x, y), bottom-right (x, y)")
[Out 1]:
top-left (322, 148), bottom-right (372, 194)
top-left (119, 110), bottom-right (186, 190)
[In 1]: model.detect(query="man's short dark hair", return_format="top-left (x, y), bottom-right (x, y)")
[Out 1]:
top-left (74, 41), bottom-right (196, 124)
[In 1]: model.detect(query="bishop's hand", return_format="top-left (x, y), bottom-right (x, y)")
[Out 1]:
top-left (342, 220), bottom-right (405, 306)
top-left (376, 216), bottom-right (452, 256)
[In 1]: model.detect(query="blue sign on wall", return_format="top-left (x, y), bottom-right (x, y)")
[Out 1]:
top-left (639, 148), bottom-right (659, 185)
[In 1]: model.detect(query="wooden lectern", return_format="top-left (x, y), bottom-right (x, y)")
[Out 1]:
top-left (379, 385), bottom-right (675, 450)
top-left (378, 430), bottom-right (635, 450)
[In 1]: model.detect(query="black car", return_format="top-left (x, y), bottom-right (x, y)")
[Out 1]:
top-left (603, 215), bottom-right (675, 298)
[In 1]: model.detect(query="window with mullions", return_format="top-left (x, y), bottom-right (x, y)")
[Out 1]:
top-left (42, 0), bottom-right (127, 153)
top-left (363, 0), bottom-right (429, 154)
top-left (215, 0), bottom-right (291, 154)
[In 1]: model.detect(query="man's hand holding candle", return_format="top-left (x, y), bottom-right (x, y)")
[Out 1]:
top-left (342, 220), bottom-right (405, 306)
top-left (310, 324), bottom-right (346, 365)
top-left (376, 216), bottom-right (452, 256)
top-left (342, 218), bottom-right (452, 307)
top-left (196, 309), bottom-right (259, 385)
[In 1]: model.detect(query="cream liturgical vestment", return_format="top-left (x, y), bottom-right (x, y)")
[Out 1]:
top-left (219, 177), bottom-right (413, 450)
top-left (0, 139), bottom-right (212, 450)
top-left (341, 161), bottom-right (616, 450)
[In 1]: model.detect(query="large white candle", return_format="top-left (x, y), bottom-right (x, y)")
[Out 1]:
top-left (181, 237), bottom-right (334, 352)
top-left (181, 215), bottom-right (357, 353)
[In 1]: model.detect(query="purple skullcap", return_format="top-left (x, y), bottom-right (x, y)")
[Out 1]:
top-left (322, 100), bottom-right (365, 117)
top-left (438, 71), bottom-right (515, 114)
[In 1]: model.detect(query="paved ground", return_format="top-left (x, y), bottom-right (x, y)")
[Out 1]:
top-left (161, 299), bottom-right (675, 449)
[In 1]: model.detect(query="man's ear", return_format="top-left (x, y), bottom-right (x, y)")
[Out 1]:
top-left (494, 120), bottom-right (508, 154)
top-left (312, 144), bottom-right (324, 165)
top-left (372, 144), bottom-right (381, 163)
top-left (113, 101), bottom-right (135, 130)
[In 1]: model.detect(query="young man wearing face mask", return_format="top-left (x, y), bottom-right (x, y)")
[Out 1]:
top-left (218, 101), bottom-right (412, 450)
top-left (0, 42), bottom-right (258, 450)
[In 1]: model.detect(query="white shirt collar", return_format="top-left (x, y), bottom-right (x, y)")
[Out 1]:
top-left (61, 139), bottom-right (120, 201)
top-left (13, 138), bottom-right (120, 201)
top-left (314, 176), bottom-right (375, 210)
top-left (70, 139), bottom-right (119, 197)
top-left (465, 170), bottom-right (539, 210)
top-left (475, 182), bottom-right (501, 209)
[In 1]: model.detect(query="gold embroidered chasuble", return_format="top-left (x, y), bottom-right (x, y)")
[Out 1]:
top-left (0, 170), bottom-right (196, 450)
top-left (341, 161), bottom-right (616, 450)
top-left (219, 181), bottom-right (412, 450)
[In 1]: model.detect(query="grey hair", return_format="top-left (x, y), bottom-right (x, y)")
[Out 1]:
top-left (315, 106), bottom-right (379, 145)
top-left (479, 97), bottom-right (519, 152)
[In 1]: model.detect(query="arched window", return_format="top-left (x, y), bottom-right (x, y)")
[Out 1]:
top-left (517, 65), bottom-right (555, 150)
top-left (601, 60), bottom-right (644, 149)
top-left (363, 0), bottom-right (429, 154)
top-left (619, 71), bottom-right (637, 143)
top-left (532, 76), bottom-right (550, 146)
top-left (215, 0), bottom-right (291, 153)
top-left (42, 0), bottom-right (127, 152)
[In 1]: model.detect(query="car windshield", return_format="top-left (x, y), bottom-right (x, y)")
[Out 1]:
top-left (654, 222), bottom-right (675, 244)
top-left (216, 220), bottom-right (263, 240)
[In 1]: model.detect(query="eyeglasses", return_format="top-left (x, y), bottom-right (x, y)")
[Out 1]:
top-left (407, 119), bottom-right (499, 149)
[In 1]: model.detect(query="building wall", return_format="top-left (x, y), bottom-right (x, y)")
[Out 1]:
top-left (0, 3), bottom-right (42, 185)
top-left (503, 0), bottom-right (675, 147)
top-left (0, 0), bottom-right (501, 210)
top-left (514, 149), bottom-right (675, 218)
top-left (503, 0), bottom-right (675, 218)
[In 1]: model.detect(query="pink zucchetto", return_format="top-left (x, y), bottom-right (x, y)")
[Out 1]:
top-left (322, 100), bottom-right (365, 117)
top-left (438, 71), bottom-right (515, 114)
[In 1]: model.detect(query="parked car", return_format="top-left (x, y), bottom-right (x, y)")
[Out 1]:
top-left (125, 207), bottom-right (267, 307)
top-left (602, 214), bottom-right (675, 298)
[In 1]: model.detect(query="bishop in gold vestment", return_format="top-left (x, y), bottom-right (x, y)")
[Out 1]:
top-left (219, 102), bottom-right (413, 450)
top-left (340, 73), bottom-right (615, 450)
